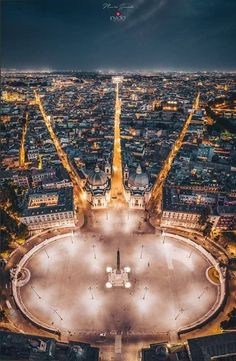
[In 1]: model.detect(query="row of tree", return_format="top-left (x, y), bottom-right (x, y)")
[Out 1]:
top-left (0, 182), bottom-right (28, 253)
top-left (220, 308), bottom-right (236, 330)
top-left (0, 209), bottom-right (28, 253)
top-left (0, 182), bottom-right (22, 214)
top-left (206, 106), bottom-right (236, 135)
top-left (198, 206), bottom-right (213, 237)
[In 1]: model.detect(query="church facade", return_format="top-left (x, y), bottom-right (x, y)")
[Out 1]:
top-left (124, 165), bottom-right (152, 209)
top-left (85, 164), bottom-right (111, 208)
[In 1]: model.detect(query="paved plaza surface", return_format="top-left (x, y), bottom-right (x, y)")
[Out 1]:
top-left (16, 210), bottom-right (219, 338)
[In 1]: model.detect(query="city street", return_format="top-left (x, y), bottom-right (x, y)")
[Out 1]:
top-left (19, 110), bottom-right (29, 168)
top-left (34, 91), bottom-right (85, 208)
top-left (110, 78), bottom-right (127, 207)
top-left (148, 92), bottom-right (200, 214)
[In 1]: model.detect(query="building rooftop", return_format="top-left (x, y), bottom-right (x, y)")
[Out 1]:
top-left (22, 187), bottom-right (74, 217)
top-left (187, 332), bottom-right (236, 361)
top-left (0, 330), bottom-right (99, 361)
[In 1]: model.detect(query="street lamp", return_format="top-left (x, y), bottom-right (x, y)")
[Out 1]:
top-left (198, 286), bottom-right (209, 300)
top-left (142, 286), bottom-right (148, 300)
top-left (51, 307), bottom-right (63, 321)
top-left (124, 266), bottom-right (131, 273)
top-left (44, 248), bottom-right (50, 259)
top-left (30, 285), bottom-right (42, 299)
top-left (106, 282), bottom-right (112, 289)
top-left (92, 244), bottom-right (96, 259)
top-left (140, 245), bottom-right (144, 259)
top-left (175, 308), bottom-right (184, 321)
top-left (88, 286), bottom-right (94, 299)
top-left (125, 282), bottom-right (131, 288)
top-left (162, 228), bottom-right (166, 244)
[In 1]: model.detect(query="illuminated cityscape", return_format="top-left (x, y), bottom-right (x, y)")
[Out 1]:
top-left (1, 1), bottom-right (236, 361)
top-left (1, 70), bottom-right (236, 361)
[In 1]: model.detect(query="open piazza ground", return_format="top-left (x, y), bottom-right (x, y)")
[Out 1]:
top-left (12, 209), bottom-right (222, 340)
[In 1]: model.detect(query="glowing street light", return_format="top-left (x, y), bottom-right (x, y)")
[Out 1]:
top-left (124, 266), bottom-right (131, 273)
top-left (88, 286), bottom-right (94, 299)
top-left (125, 282), bottom-right (131, 288)
top-left (92, 244), bottom-right (96, 259)
top-left (162, 228), bottom-right (166, 244)
top-left (140, 245), bottom-right (144, 259)
top-left (106, 282), bottom-right (112, 289)
top-left (142, 286), bottom-right (148, 300)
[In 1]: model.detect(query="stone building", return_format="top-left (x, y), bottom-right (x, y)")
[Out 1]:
top-left (125, 165), bottom-right (152, 209)
top-left (85, 165), bottom-right (111, 208)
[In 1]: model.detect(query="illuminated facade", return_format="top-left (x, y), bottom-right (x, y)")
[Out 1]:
top-left (21, 188), bottom-right (75, 230)
top-left (85, 165), bottom-right (111, 208)
top-left (161, 210), bottom-right (201, 229)
top-left (125, 165), bottom-right (152, 209)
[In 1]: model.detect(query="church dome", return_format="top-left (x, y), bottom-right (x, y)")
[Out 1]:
top-left (87, 165), bottom-right (108, 187)
top-left (128, 165), bottom-right (149, 188)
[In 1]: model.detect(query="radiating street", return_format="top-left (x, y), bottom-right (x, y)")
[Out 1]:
top-left (34, 91), bottom-right (85, 209)
top-left (19, 110), bottom-right (29, 168)
top-left (110, 79), bottom-right (128, 207)
top-left (148, 92), bottom-right (200, 214)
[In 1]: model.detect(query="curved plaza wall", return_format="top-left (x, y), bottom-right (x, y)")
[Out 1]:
top-left (12, 232), bottom-right (227, 336)
top-left (164, 233), bottom-right (226, 336)
top-left (12, 234), bottom-right (72, 335)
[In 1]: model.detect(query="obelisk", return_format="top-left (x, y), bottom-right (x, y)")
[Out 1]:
top-left (117, 249), bottom-right (121, 274)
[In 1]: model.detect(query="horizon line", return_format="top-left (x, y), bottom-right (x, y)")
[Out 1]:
top-left (2, 68), bottom-right (236, 74)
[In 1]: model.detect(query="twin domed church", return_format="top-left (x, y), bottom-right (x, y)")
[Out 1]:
top-left (124, 164), bottom-right (152, 208)
top-left (85, 164), bottom-right (111, 208)
top-left (85, 163), bottom-right (152, 209)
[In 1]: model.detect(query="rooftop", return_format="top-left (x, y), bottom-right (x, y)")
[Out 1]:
top-left (22, 187), bottom-right (74, 217)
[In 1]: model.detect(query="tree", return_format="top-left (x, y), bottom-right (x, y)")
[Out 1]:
top-left (0, 230), bottom-right (10, 252)
top-left (214, 234), bottom-right (220, 242)
top-left (0, 209), bottom-right (18, 234)
top-left (1, 181), bottom-right (22, 213)
top-left (0, 207), bottom-right (28, 252)
top-left (198, 206), bottom-right (210, 226)
top-left (203, 221), bottom-right (213, 237)
top-left (17, 223), bottom-right (28, 239)
top-left (220, 308), bottom-right (236, 330)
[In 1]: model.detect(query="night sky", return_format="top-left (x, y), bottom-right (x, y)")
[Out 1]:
top-left (2, 0), bottom-right (236, 71)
